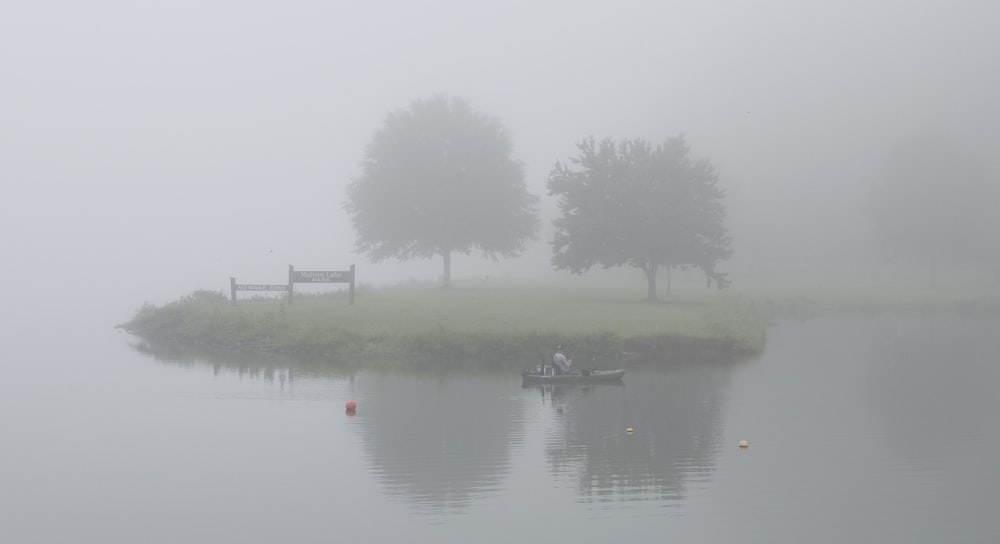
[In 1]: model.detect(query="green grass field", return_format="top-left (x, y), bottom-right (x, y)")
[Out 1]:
top-left (122, 264), bottom-right (999, 368)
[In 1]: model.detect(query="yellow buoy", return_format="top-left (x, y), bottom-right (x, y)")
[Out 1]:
top-left (626, 427), bottom-right (634, 434)
top-left (738, 440), bottom-right (749, 448)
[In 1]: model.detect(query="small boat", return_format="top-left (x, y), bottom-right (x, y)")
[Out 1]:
top-left (521, 368), bottom-right (625, 385)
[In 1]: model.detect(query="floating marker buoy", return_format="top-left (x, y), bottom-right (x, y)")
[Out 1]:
top-left (738, 440), bottom-right (749, 448)
top-left (346, 400), bottom-right (357, 411)
top-left (626, 427), bottom-right (634, 434)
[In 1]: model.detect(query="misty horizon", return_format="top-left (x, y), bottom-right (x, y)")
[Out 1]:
top-left (3, 1), bottom-right (998, 318)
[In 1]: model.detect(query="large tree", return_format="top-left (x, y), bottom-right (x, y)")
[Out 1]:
top-left (548, 136), bottom-right (731, 301)
top-left (345, 95), bottom-right (539, 288)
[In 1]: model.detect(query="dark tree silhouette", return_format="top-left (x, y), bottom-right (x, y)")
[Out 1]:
top-left (548, 136), bottom-right (731, 301)
top-left (346, 95), bottom-right (539, 288)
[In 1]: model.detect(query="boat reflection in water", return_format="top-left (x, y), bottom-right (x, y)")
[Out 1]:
top-left (536, 363), bottom-right (734, 506)
top-left (132, 336), bottom-right (738, 514)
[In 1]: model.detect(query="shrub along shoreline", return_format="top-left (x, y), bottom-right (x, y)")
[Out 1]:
top-left (119, 276), bottom-right (1000, 370)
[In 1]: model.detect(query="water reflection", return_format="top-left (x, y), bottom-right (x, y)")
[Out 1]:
top-left (864, 317), bottom-right (1000, 461)
top-left (534, 363), bottom-right (735, 506)
top-left (348, 372), bottom-right (524, 514)
top-left (128, 336), bottom-right (353, 382)
top-left (107, 317), bottom-right (1000, 541)
top-left (133, 333), bottom-right (742, 511)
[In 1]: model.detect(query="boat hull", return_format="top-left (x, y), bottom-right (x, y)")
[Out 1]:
top-left (521, 369), bottom-right (625, 385)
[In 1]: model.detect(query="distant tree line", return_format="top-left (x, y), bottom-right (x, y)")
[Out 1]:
top-left (345, 94), bottom-right (731, 299)
top-left (346, 95), bottom-right (998, 296)
top-left (868, 132), bottom-right (1000, 287)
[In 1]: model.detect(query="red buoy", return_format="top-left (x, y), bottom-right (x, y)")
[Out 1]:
top-left (345, 400), bottom-right (357, 412)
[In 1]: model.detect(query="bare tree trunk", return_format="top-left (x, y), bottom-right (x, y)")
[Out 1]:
top-left (665, 265), bottom-right (672, 296)
top-left (645, 264), bottom-right (658, 302)
top-left (442, 250), bottom-right (452, 289)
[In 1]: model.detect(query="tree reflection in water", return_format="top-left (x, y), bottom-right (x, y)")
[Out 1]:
top-left (133, 335), bottom-right (740, 512)
top-left (349, 372), bottom-right (524, 514)
top-left (537, 363), bottom-right (735, 504)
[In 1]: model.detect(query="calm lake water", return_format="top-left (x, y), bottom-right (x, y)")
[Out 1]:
top-left (3, 316), bottom-right (999, 543)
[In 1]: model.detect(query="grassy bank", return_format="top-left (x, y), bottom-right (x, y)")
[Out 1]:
top-left (121, 281), bottom-right (766, 368)
top-left (121, 269), bottom-right (1000, 369)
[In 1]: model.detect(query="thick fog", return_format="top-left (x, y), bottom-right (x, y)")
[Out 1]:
top-left (3, 0), bottom-right (998, 324)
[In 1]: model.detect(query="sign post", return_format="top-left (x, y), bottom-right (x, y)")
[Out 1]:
top-left (288, 264), bottom-right (356, 304)
top-left (230, 277), bottom-right (290, 305)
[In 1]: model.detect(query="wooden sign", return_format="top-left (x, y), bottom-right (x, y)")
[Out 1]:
top-left (288, 264), bottom-right (355, 305)
top-left (291, 270), bottom-right (352, 283)
top-left (235, 284), bottom-right (289, 291)
top-left (230, 278), bottom-right (290, 305)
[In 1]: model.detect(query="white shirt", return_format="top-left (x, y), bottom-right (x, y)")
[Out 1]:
top-left (552, 352), bottom-right (570, 371)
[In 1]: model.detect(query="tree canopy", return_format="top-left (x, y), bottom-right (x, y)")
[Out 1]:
top-left (547, 136), bottom-right (731, 301)
top-left (345, 95), bottom-right (539, 287)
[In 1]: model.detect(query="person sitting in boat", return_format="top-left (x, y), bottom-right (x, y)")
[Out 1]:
top-left (552, 346), bottom-right (573, 375)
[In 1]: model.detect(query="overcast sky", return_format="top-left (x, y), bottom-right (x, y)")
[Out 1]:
top-left (2, 0), bottom-right (997, 322)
